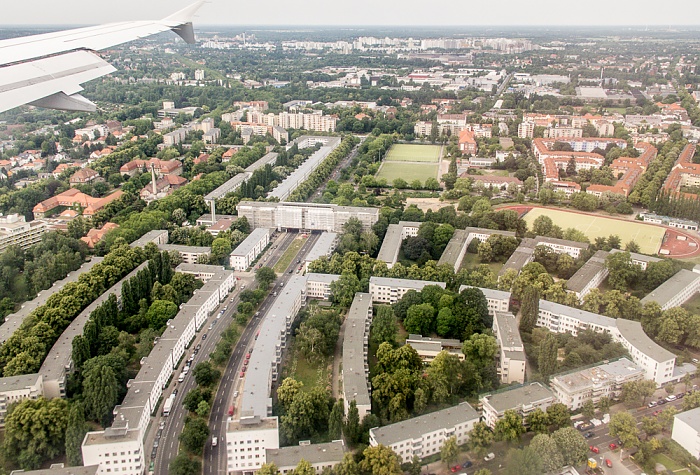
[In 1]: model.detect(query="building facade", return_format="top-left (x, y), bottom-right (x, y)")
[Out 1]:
top-left (229, 228), bottom-right (271, 271)
top-left (492, 312), bottom-right (526, 384)
top-left (480, 383), bottom-right (556, 429)
top-left (342, 293), bottom-right (373, 419)
top-left (369, 277), bottom-right (446, 304)
top-left (672, 407), bottom-right (700, 459)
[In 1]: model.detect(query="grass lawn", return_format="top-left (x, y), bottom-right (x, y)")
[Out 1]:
top-left (459, 251), bottom-right (504, 275)
top-left (288, 350), bottom-right (330, 393)
top-left (376, 162), bottom-right (439, 185)
top-left (385, 144), bottom-right (441, 162)
top-left (683, 293), bottom-right (700, 315)
top-left (273, 236), bottom-right (307, 274)
top-left (523, 208), bottom-right (666, 255)
top-left (648, 454), bottom-right (692, 474)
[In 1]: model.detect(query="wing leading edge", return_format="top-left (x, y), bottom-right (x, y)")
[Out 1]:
top-left (0, 0), bottom-right (205, 113)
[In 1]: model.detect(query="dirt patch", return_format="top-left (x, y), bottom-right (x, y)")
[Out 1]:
top-left (406, 197), bottom-right (456, 212)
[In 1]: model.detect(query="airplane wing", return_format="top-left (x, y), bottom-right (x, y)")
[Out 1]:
top-left (0, 0), bottom-right (205, 114)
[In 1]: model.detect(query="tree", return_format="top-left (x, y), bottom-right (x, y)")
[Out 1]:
top-left (194, 361), bottom-right (221, 387)
top-left (293, 459), bottom-right (315, 475)
top-left (503, 447), bottom-right (543, 475)
top-left (196, 400), bottom-right (210, 417)
top-left (605, 251), bottom-right (639, 291)
top-left (641, 416), bottom-right (662, 436)
top-left (598, 396), bottom-right (611, 414)
top-left (494, 410), bottom-right (525, 443)
top-left (328, 400), bottom-right (344, 440)
top-left (467, 421), bottom-right (494, 457)
top-left (530, 434), bottom-right (564, 473)
top-left (553, 427), bottom-right (589, 467)
top-left (621, 380), bottom-right (656, 407)
top-left (360, 445), bottom-right (402, 475)
top-left (546, 403), bottom-right (571, 430)
top-left (345, 400), bottom-right (361, 444)
top-left (404, 303), bottom-right (436, 335)
top-left (657, 406), bottom-right (678, 433)
top-left (330, 273), bottom-right (361, 307)
top-left (83, 361), bottom-right (119, 426)
top-left (170, 453), bottom-right (202, 475)
top-left (440, 436), bottom-right (459, 467)
top-left (581, 399), bottom-right (596, 420)
top-left (371, 306), bottom-right (398, 346)
top-left (179, 416), bottom-right (210, 455)
top-left (537, 333), bottom-right (559, 381)
top-left (65, 401), bottom-right (89, 466)
top-left (277, 378), bottom-right (303, 409)
top-left (609, 411), bottom-right (640, 448)
top-left (526, 408), bottom-right (550, 434)
top-left (519, 286), bottom-right (540, 332)
top-left (257, 463), bottom-right (280, 475)
top-left (146, 299), bottom-right (178, 329)
top-left (256, 266), bottom-right (276, 287)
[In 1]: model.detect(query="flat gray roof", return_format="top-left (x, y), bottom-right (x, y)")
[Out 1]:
top-left (551, 358), bottom-right (643, 392)
top-left (481, 382), bottom-right (555, 414)
top-left (369, 276), bottom-right (446, 291)
top-left (204, 173), bottom-right (249, 201)
top-left (438, 229), bottom-right (469, 269)
top-left (306, 273), bottom-right (341, 284)
top-left (241, 275), bottom-right (307, 418)
top-left (0, 257), bottom-right (103, 343)
top-left (245, 152), bottom-right (278, 173)
top-left (499, 245), bottom-right (534, 276)
top-left (230, 228), bottom-right (271, 257)
top-left (176, 263), bottom-right (225, 274)
top-left (270, 136), bottom-right (342, 200)
top-left (342, 293), bottom-right (372, 409)
top-left (11, 465), bottom-right (100, 475)
top-left (535, 236), bottom-right (590, 249)
top-left (465, 227), bottom-right (516, 239)
top-left (674, 406), bottom-right (700, 431)
top-left (129, 229), bottom-right (168, 248)
top-left (459, 285), bottom-right (511, 301)
top-left (539, 299), bottom-right (616, 329)
top-left (40, 262), bottom-right (150, 383)
top-left (616, 319), bottom-right (675, 363)
top-left (566, 250), bottom-right (609, 293)
top-left (493, 311), bottom-right (523, 350)
top-left (160, 244), bottom-right (211, 254)
top-left (266, 441), bottom-right (345, 469)
top-left (610, 248), bottom-right (662, 264)
top-left (376, 224), bottom-right (402, 265)
top-left (0, 373), bottom-right (41, 393)
top-left (371, 402), bottom-right (479, 445)
top-left (305, 232), bottom-right (338, 263)
top-left (641, 269), bottom-right (700, 307)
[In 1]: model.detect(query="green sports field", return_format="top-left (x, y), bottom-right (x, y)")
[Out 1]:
top-left (523, 208), bottom-right (665, 255)
top-left (376, 162), bottom-right (439, 185)
top-left (384, 144), bottom-right (441, 162)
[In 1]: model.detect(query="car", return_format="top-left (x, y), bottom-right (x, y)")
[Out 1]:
top-left (484, 453), bottom-right (495, 462)
top-left (693, 358), bottom-right (699, 364)
top-left (648, 400), bottom-right (658, 408)
top-left (255, 312), bottom-right (260, 317)
top-left (220, 310), bottom-right (224, 315)
top-left (188, 355), bottom-right (194, 362)
top-left (653, 410), bottom-right (661, 416)
top-left (153, 440), bottom-right (159, 448)
top-left (173, 389), bottom-right (178, 396)
top-left (233, 391), bottom-right (239, 398)
top-left (208, 323), bottom-right (214, 330)
top-left (450, 467), bottom-right (459, 473)
top-left (202, 334), bottom-right (207, 340)
top-left (244, 360), bottom-right (249, 366)
top-left (297, 259), bottom-right (301, 263)
top-left (156, 429), bottom-right (162, 440)
top-left (584, 431), bottom-right (594, 438)
top-left (186, 360), bottom-right (192, 367)
top-left (240, 371), bottom-right (245, 377)
top-left (605, 459), bottom-right (612, 468)
top-left (657, 398), bottom-right (667, 405)
top-left (217, 313), bottom-right (221, 319)
top-left (196, 344), bottom-right (202, 351)
top-left (212, 437), bottom-right (218, 447)
top-left (589, 446), bottom-right (599, 454)
top-left (677, 392), bottom-right (685, 399)
top-left (666, 395), bottom-right (677, 402)
top-left (246, 352), bottom-right (251, 360)
top-left (609, 443), bottom-right (618, 450)
top-left (579, 422), bottom-right (594, 431)
top-left (461, 461), bottom-right (473, 468)
top-left (159, 421), bottom-right (165, 430)
top-left (151, 448), bottom-right (157, 459)
top-left (242, 365), bottom-right (247, 373)
top-left (230, 298), bottom-right (235, 302)
top-left (289, 269), bottom-right (293, 273)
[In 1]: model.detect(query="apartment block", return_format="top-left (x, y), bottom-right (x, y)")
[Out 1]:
top-left (404, 334), bottom-right (464, 363)
top-left (480, 383), bottom-right (556, 429)
top-left (229, 228), bottom-right (271, 270)
top-left (304, 232), bottom-right (338, 271)
top-left (237, 202), bottom-right (378, 233)
top-left (640, 266), bottom-right (700, 311)
top-left (492, 312), bottom-right (526, 384)
top-left (376, 221), bottom-right (422, 268)
top-left (0, 214), bottom-right (48, 252)
top-left (266, 441), bottom-right (345, 474)
top-left (369, 402), bottom-right (479, 463)
top-left (459, 286), bottom-right (510, 316)
top-left (672, 407), bottom-right (700, 459)
top-left (342, 293), bottom-right (373, 419)
top-left (550, 358), bottom-right (645, 410)
top-left (369, 276), bottom-right (446, 304)
top-left (566, 250), bottom-right (610, 301)
top-left (226, 417), bottom-right (281, 474)
top-left (305, 273), bottom-right (340, 300)
top-left (0, 373), bottom-right (43, 426)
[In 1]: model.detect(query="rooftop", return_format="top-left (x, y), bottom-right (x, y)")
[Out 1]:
top-left (369, 276), bottom-right (446, 291)
top-left (640, 268), bottom-right (700, 307)
top-left (230, 228), bottom-right (271, 257)
top-left (438, 229), bottom-right (469, 269)
top-left (539, 299), bottom-right (616, 329)
top-left (266, 441), bottom-right (345, 469)
top-left (675, 406), bottom-right (700, 431)
top-left (0, 373), bottom-right (41, 393)
top-left (481, 382), bottom-right (555, 414)
top-left (306, 273), bottom-right (341, 284)
top-left (304, 232), bottom-right (338, 263)
top-left (499, 244), bottom-right (535, 276)
top-left (550, 358), bottom-right (644, 393)
top-left (370, 402), bottom-right (479, 445)
top-left (616, 319), bottom-right (675, 363)
top-left (11, 465), bottom-right (101, 475)
top-left (458, 285), bottom-right (511, 302)
top-left (493, 311), bottom-right (523, 351)
top-left (376, 224), bottom-right (403, 265)
top-left (342, 293), bottom-right (372, 409)
top-left (566, 250), bottom-right (609, 293)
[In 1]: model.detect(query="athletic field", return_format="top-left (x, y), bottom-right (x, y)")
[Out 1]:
top-left (523, 208), bottom-right (665, 255)
top-left (384, 144), bottom-right (441, 162)
top-left (376, 162), bottom-right (439, 185)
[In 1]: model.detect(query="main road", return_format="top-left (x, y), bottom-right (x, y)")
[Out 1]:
top-left (203, 232), bottom-right (322, 475)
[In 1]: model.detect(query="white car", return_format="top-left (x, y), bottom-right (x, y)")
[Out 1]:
top-left (212, 437), bottom-right (218, 447)
top-left (666, 394), bottom-right (677, 402)
top-left (233, 391), bottom-right (239, 398)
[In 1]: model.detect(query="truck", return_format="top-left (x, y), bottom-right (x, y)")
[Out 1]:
top-left (162, 393), bottom-right (176, 417)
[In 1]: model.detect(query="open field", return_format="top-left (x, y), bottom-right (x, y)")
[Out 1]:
top-left (523, 208), bottom-right (665, 255)
top-left (648, 454), bottom-right (692, 475)
top-left (385, 144), bottom-right (441, 162)
top-left (376, 162), bottom-right (439, 184)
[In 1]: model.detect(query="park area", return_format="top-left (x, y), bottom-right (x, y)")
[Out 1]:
top-left (522, 208), bottom-right (665, 255)
top-left (376, 144), bottom-right (441, 185)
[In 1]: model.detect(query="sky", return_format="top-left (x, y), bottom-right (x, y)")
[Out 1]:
top-left (1, 0), bottom-right (699, 26)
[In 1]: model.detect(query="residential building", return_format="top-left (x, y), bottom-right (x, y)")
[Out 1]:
top-left (129, 229), bottom-right (169, 248)
top-left (492, 312), bottom-right (526, 384)
top-left (369, 277), bottom-right (446, 304)
top-left (376, 221), bottom-right (422, 268)
top-left (535, 236), bottom-right (589, 258)
top-left (369, 402), bottom-right (480, 463)
top-left (550, 358), bottom-right (645, 410)
top-left (226, 417), bottom-right (281, 474)
top-left (641, 212), bottom-right (698, 231)
top-left (438, 229), bottom-right (470, 271)
top-left (69, 168), bottom-right (100, 186)
top-left (81, 222), bottom-right (119, 248)
top-left (229, 228), bottom-right (271, 270)
top-left (544, 127), bottom-right (583, 139)
top-left (304, 232), bottom-right (338, 271)
top-left (414, 121), bottom-right (433, 137)
top-left (616, 319), bottom-right (676, 385)
top-left (566, 250), bottom-right (610, 300)
top-left (342, 293), bottom-right (373, 419)
top-left (640, 267), bottom-right (700, 310)
top-left (404, 334), bottom-right (464, 363)
top-left (459, 129), bottom-right (477, 155)
top-left (306, 273), bottom-right (340, 300)
top-left (518, 121), bottom-right (535, 138)
top-left (266, 441), bottom-right (345, 475)
top-left (459, 286), bottom-right (510, 316)
top-left (537, 299), bottom-right (616, 337)
top-left (480, 383), bottom-right (556, 428)
top-left (499, 238), bottom-right (537, 277)
top-left (0, 373), bottom-right (43, 426)
top-left (610, 249), bottom-right (661, 271)
top-left (468, 174), bottom-right (523, 191)
top-left (0, 214), bottom-right (48, 252)
top-left (662, 144), bottom-right (700, 200)
top-left (119, 158), bottom-right (183, 177)
top-left (672, 407), bottom-right (700, 459)
top-left (10, 466), bottom-right (100, 475)
top-left (32, 189), bottom-right (124, 218)
top-left (237, 202), bottom-right (378, 233)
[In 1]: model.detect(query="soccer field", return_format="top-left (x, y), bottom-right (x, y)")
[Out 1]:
top-left (376, 162), bottom-right (439, 185)
top-left (523, 208), bottom-right (665, 255)
top-left (385, 144), bottom-right (441, 162)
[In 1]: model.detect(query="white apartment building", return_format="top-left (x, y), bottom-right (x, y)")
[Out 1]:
top-left (537, 299), bottom-right (617, 337)
top-left (518, 121), bottom-right (535, 138)
top-left (641, 266), bottom-right (700, 311)
top-left (0, 214), bottom-right (48, 252)
top-left (549, 358), bottom-right (645, 410)
top-left (615, 319), bottom-right (676, 385)
top-left (544, 127), bottom-right (583, 139)
top-left (229, 228), bottom-right (271, 270)
top-left (609, 249), bottom-right (661, 271)
top-left (459, 286), bottom-right (511, 316)
top-left (480, 383), bottom-right (556, 429)
top-left (404, 334), bottom-right (464, 363)
top-left (267, 441), bottom-right (345, 475)
top-left (672, 407), bottom-right (700, 459)
top-left (159, 244), bottom-right (211, 265)
top-left (566, 250), bottom-right (610, 301)
top-left (0, 373), bottom-right (43, 426)
top-left (376, 221), bottom-right (422, 268)
top-left (305, 273), bottom-right (340, 300)
top-left (226, 417), bottom-right (281, 474)
top-left (414, 121), bottom-right (433, 137)
top-left (438, 228), bottom-right (515, 272)
top-left (237, 202), bottom-right (378, 233)
top-left (492, 312), bottom-right (526, 384)
top-left (304, 232), bottom-right (338, 271)
top-left (369, 403), bottom-right (480, 463)
top-left (342, 293), bottom-right (373, 419)
top-left (535, 237), bottom-right (590, 259)
top-left (369, 276), bottom-right (446, 304)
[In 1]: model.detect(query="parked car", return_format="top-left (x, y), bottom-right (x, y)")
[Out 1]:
top-left (450, 467), bottom-right (459, 473)
top-left (653, 410), bottom-right (661, 416)
top-left (212, 437), bottom-right (218, 447)
top-left (579, 422), bottom-right (594, 431)
top-left (461, 461), bottom-right (473, 468)
top-left (484, 453), bottom-right (495, 461)
top-left (648, 400), bottom-right (658, 408)
top-left (240, 371), bottom-right (245, 377)
top-left (605, 459), bottom-right (613, 468)
top-left (584, 431), bottom-right (595, 438)
top-left (233, 391), bottom-right (239, 398)
top-left (665, 395), bottom-right (677, 402)
top-left (589, 446), bottom-right (599, 454)
top-left (677, 393), bottom-right (686, 399)
top-left (609, 443), bottom-right (618, 450)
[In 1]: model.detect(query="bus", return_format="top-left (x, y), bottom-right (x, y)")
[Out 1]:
top-left (162, 393), bottom-right (176, 417)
